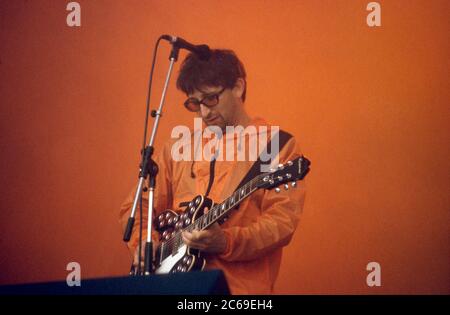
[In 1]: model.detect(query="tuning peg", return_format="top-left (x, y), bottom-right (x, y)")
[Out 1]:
top-left (284, 183), bottom-right (289, 190)
top-left (291, 182), bottom-right (297, 188)
top-left (275, 187), bottom-right (281, 193)
top-left (287, 161), bottom-right (293, 166)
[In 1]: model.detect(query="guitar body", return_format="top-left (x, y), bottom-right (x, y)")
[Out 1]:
top-left (154, 195), bottom-right (212, 274)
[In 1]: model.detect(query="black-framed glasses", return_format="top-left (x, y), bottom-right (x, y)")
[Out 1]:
top-left (183, 87), bottom-right (226, 112)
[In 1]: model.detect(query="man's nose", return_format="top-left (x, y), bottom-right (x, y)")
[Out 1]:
top-left (199, 104), bottom-right (212, 117)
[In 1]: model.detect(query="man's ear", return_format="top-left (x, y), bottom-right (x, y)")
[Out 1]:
top-left (232, 78), bottom-right (245, 100)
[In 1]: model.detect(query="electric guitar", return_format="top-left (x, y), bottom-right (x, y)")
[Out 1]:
top-left (153, 155), bottom-right (311, 274)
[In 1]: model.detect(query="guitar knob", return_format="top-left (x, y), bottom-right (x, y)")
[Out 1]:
top-left (277, 176), bottom-right (283, 181)
top-left (275, 187), bottom-right (281, 193)
top-left (269, 179), bottom-right (274, 185)
top-left (285, 173), bottom-right (292, 179)
top-left (284, 183), bottom-right (289, 190)
top-left (278, 164), bottom-right (284, 170)
top-left (291, 182), bottom-right (297, 188)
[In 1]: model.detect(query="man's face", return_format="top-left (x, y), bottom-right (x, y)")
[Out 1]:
top-left (186, 86), bottom-right (238, 131)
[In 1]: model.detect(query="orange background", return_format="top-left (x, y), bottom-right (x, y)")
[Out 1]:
top-left (0, 0), bottom-right (448, 294)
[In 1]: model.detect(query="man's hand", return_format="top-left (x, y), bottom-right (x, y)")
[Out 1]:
top-left (182, 208), bottom-right (227, 254)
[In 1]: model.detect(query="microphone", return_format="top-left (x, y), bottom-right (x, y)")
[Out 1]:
top-left (161, 35), bottom-right (211, 60)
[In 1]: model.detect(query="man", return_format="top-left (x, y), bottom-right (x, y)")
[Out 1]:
top-left (119, 49), bottom-right (306, 294)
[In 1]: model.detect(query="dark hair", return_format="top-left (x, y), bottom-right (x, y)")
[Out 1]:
top-left (176, 49), bottom-right (247, 102)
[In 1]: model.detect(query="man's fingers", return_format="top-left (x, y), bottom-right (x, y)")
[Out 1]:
top-left (182, 233), bottom-right (206, 250)
top-left (182, 230), bottom-right (211, 249)
top-left (183, 230), bottom-right (196, 241)
top-left (183, 230), bottom-right (209, 242)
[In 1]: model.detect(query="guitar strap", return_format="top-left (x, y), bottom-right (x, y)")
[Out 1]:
top-left (204, 157), bottom-right (216, 197)
top-left (234, 129), bottom-right (293, 193)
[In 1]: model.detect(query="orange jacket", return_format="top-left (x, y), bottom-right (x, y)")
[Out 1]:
top-left (119, 117), bottom-right (306, 294)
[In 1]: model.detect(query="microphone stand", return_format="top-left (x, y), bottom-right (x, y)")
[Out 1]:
top-left (123, 41), bottom-right (181, 276)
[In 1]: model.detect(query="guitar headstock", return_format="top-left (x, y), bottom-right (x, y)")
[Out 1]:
top-left (257, 156), bottom-right (310, 192)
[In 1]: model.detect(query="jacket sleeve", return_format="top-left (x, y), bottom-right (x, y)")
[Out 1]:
top-left (218, 137), bottom-right (307, 262)
top-left (118, 142), bottom-right (173, 254)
